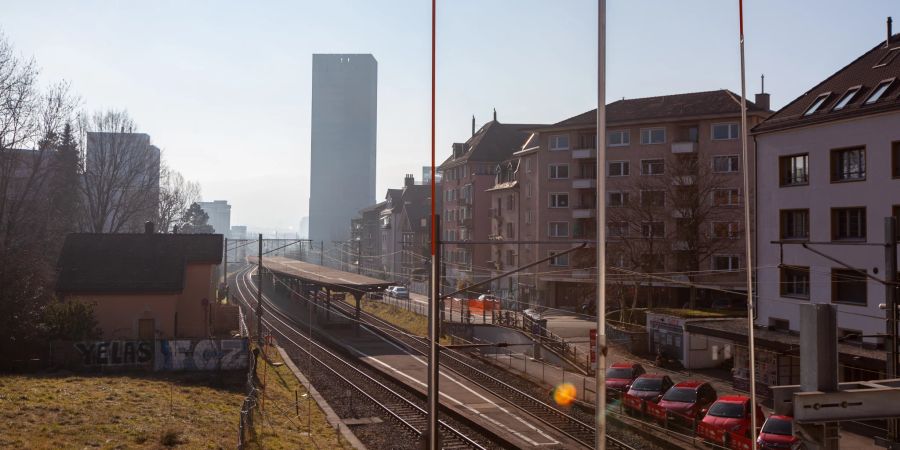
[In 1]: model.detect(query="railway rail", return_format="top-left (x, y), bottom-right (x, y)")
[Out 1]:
top-left (230, 265), bottom-right (490, 450)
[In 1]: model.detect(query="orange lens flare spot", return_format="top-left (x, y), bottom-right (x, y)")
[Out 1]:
top-left (553, 382), bottom-right (577, 407)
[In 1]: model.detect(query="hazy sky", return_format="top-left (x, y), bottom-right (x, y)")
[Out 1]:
top-left (1, 0), bottom-right (897, 231)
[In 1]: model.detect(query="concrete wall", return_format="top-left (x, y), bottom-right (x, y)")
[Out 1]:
top-left (309, 54), bottom-right (377, 243)
top-left (755, 111), bottom-right (900, 342)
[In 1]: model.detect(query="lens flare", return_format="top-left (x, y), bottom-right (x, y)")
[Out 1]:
top-left (553, 382), bottom-right (577, 407)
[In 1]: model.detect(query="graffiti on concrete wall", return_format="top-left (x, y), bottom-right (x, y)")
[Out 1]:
top-left (154, 338), bottom-right (249, 371)
top-left (74, 341), bottom-right (154, 366)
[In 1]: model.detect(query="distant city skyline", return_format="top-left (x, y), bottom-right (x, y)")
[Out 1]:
top-left (1, 0), bottom-right (897, 229)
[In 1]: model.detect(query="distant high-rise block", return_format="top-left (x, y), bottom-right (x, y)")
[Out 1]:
top-left (197, 200), bottom-right (231, 235)
top-left (309, 54), bottom-right (377, 243)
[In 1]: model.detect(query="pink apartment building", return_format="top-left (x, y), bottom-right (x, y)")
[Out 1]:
top-left (438, 115), bottom-right (541, 293)
top-left (514, 90), bottom-right (770, 310)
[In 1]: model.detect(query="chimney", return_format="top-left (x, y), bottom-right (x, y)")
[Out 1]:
top-left (145, 221), bottom-right (155, 234)
top-left (754, 74), bottom-right (771, 111)
top-left (888, 16), bottom-right (894, 48)
top-left (471, 115), bottom-right (475, 136)
top-left (404, 174), bottom-right (415, 187)
top-left (493, 108), bottom-right (497, 122)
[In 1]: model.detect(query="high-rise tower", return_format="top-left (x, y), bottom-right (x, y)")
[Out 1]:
top-left (308, 54), bottom-right (377, 244)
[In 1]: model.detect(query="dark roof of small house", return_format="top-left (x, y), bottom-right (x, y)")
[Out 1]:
top-left (439, 121), bottom-right (541, 169)
top-left (57, 233), bottom-right (223, 294)
top-left (401, 184), bottom-right (433, 228)
top-left (754, 34), bottom-right (900, 133)
top-left (545, 90), bottom-right (770, 130)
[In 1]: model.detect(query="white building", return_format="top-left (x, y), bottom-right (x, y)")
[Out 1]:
top-left (198, 200), bottom-right (231, 236)
top-left (308, 54), bottom-right (377, 244)
top-left (753, 30), bottom-right (900, 348)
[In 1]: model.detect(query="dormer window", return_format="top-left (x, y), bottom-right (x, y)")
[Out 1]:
top-left (874, 48), bottom-right (900, 68)
top-left (865, 78), bottom-right (895, 105)
top-left (803, 92), bottom-right (831, 116)
top-left (832, 86), bottom-right (861, 111)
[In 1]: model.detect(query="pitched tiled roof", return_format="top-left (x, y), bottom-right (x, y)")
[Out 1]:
top-left (754, 34), bottom-right (900, 134)
top-left (439, 121), bottom-right (542, 169)
top-left (546, 90), bottom-right (769, 130)
top-left (57, 233), bottom-right (223, 294)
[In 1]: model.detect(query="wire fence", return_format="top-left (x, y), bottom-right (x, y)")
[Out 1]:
top-left (238, 347), bottom-right (262, 449)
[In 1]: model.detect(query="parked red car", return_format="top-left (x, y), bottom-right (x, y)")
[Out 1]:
top-left (625, 374), bottom-right (673, 403)
top-left (757, 415), bottom-right (801, 449)
top-left (605, 362), bottom-right (645, 393)
top-left (657, 380), bottom-right (717, 424)
top-left (700, 395), bottom-right (765, 437)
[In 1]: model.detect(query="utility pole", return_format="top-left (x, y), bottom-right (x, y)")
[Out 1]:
top-left (257, 233), bottom-right (263, 347)
top-left (223, 237), bottom-right (228, 298)
top-left (428, 216), bottom-right (441, 448)
top-left (595, 0), bottom-right (608, 449)
top-left (320, 241), bottom-right (324, 266)
top-left (886, 216), bottom-right (898, 444)
top-left (357, 239), bottom-right (362, 274)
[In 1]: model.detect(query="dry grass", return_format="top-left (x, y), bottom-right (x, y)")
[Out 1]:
top-left (251, 344), bottom-right (350, 449)
top-left (0, 347), bottom-right (348, 449)
top-left (0, 371), bottom-right (245, 449)
top-left (344, 295), bottom-right (450, 344)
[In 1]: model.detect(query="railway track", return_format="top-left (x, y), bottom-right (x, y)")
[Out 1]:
top-left (230, 265), bottom-right (489, 450)
top-left (315, 284), bottom-right (637, 450)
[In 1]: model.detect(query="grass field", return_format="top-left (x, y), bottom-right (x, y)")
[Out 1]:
top-left (343, 295), bottom-right (451, 345)
top-left (0, 346), bottom-right (347, 449)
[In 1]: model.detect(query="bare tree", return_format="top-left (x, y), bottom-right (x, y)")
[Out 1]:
top-left (608, 152), bottom-right (742, 309)
top-left (77, 110), bottom-right (161, 233)
top-left (157, 162), bottom-right (201, 233)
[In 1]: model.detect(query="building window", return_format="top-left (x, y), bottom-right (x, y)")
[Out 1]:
top-left (712, 222), bottom-right (740, 239)
top-left (506, 250), bottom-right (516, 267)
top-left (641, 159), bottom-right (665, 175)
top-left (548, 222), bottom-right (570, 238)
top-left (711, 123), bottom-right (740, 140)
top-left (831, 268), bottom-right (867, 305)
top-left (549, 251), bottom-right (569, 266)
top-left (781, 266), bottom-right (810, 299)
top-left (832, 86), bottom-right (861, 111)
top-left (608, 130), bottom-right (630, 147)
top-left (525, 158), bottom-right (532, 173)
top-left (549, 134), bottom-right (570, 151)
top-left (608, 161), bottom-right (630, 177)
top-left (713, 155), bottom-right (739, 173)
top-left (895, 205), bottom-right (900, 239)
top-left (803, 92), bottom-right (831, 116)
top-left (640, 254), bottom-right (666, 272)
top-left (865, 79), bottom-right (895, 104)
top-left (549, 164), bottom-right (570, 179)
top-left (713, 188), bottom-right (740, 206)
top-left (640, 127), bottom-right (666, 145)
top-left (579, 134), bottom-right (597, 149)
top-left (608, 222), bottom-right (628, 237)
top-left (641, 221), bottom-right (665, 238)
top-left (525, 182), bottom-right (532, 198)
top-left (640, 190), bottom-right (666, 207)
top-left (831, 147), bottom-right (866, 182)
top-left (507, 195), bottom-right (514, 210)
top-left (892, 142), bottom-right (900, 178)
top-left (780, 209), bottom-right (810, 240)
top-left (779, 154), bottom-right (809, 186)
top-left (525, 210), bottom-right (533, 224)
top-left (506, 222), bottom-right (515, 239)
top-left (713, 255), bottom-right (740, 271)
top-left (549, 193), bottom-right (569, 208)
top-left (832, 207), bottom-right (866, 241)
top-left (609, 191), bottom-right (629, 207)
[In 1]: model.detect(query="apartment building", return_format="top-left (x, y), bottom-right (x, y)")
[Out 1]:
top-left (754, 30), bottom-right (900, 348)
top-left (521, 90), bottom-right (771, 310)
top-left (353, 201), bottom-right (387, 278)
top-left (438, 115), bottom-right (540, 292)
top-left (487, 159), bottom-right (522, 306)
top-left (374, 174), bottom-right (436, 288)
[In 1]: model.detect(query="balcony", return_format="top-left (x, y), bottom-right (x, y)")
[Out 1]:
top-left (572, 269), bottom-right (592, 279)
top-left (572, 178), bottom-right (597, 189)
top-left (572, 208), bottom-right (596, 219)
top-left (672, 175), bottom-right (696, 186)
top-left (671, 240), bottom-right (689, 251)
top-left (572, 148), bottom-right (597, 159)
top-left (671, 141), bottom-right (697, 154)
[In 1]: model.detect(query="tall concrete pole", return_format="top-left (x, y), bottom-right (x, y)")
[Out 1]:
top-left (595, 0), bottom-right (608, 449)
top-left (427, 0), bottom-right (440, 446)
top-left (886, 217), bottom-right (898, 443)
top-left (738, 0), bottom-right (760, 441)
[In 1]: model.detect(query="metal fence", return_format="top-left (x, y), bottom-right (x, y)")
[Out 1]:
top-left (238, 348), bottom-right (261, 449)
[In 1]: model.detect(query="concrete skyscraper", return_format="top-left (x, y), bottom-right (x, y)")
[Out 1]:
top-left (308, 54), bottom-right (377, 244)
